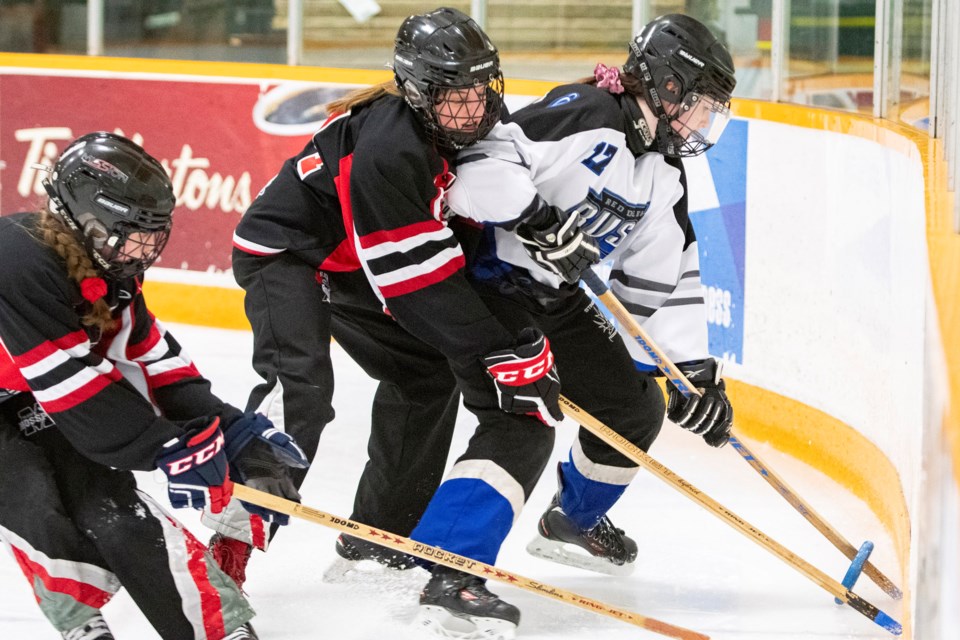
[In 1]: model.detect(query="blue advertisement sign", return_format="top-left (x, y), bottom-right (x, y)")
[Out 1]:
top-left (582, 119), bottom-right (748, 367)
top-left (690, 118), bottom-right (748, 365)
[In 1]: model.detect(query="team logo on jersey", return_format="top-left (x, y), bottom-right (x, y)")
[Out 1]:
top-left (296, 153), bottom-right (324, 180)
top-left (17, 402), bottom-right (54, 437)
top-left (570, 187), bottom-right (649, 255)
top-left (547, 92), bottom-right (580, 108)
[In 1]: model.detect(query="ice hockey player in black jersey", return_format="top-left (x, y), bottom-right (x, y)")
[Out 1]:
top-left (217, 7), bottom-right (594, 638)
top-left (446, 14), bottom-right (738, 577)
top-left (0, 132), bottom-right (308, 640)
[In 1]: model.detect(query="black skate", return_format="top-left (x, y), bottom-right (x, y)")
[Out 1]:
top-left (526, 493), bottom-right (638, 576)
top-left (61, 613), bottom-right (114, 640)
top-left (223, 622), bottom-right (258, 639)
top-left (416, 565), bottom-right (520, 640)
top-left (322, 533), bottom-right (418, 582)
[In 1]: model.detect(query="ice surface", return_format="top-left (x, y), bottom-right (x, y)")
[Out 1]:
top-left (0, 323), bottom-right (903, 639)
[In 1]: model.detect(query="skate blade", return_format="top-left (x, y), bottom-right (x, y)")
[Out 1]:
top-left (525, 534), bottom-right (635, 577)
top-left (415, 605), bottom-right (517, 640)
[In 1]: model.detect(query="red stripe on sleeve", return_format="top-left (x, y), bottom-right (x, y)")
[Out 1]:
top-left (41, 372), bottom-right (118, 413)
top-left (378, 253), bottom-right (466, 298)
top-left (358, 219), bottom-right (445, 250)
top-left (0, 346), bottom-right (30, 391)
top-left (232, 241), bottom-right (277, 257)
top-left (13, 330), bottom-right (90, 367)
top-left (149, 364), bottom-right (203, 389)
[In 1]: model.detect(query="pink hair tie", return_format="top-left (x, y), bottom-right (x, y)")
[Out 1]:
top-left (80, 277), bottom-right (108, 303)
top-left (594, 63), bottom-right (625, 94)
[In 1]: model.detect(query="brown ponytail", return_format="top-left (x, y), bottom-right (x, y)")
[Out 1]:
top-left (325, 81), bottom-right (401, 115)
top-left (38, 208), bottom-right (117, 333)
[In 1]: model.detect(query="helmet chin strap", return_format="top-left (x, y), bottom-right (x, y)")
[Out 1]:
top-left (631, 96), bottom-right (656, 148)
top-left (635, 59), bottom-right (681, 157)
top-left (646, 89), bottom-right (680, 157)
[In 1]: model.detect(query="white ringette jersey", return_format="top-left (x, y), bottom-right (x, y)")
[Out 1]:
top-left (447, 83), bottom-right (709, 368)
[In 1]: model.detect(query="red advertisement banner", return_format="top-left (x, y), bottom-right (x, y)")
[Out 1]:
top-left (0, 72), bottom-right (349, 272)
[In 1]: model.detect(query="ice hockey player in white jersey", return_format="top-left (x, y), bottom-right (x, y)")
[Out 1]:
top-left (446, 13), bottom-right (738, 577)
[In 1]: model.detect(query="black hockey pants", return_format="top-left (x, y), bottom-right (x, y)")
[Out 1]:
top-left (232, 250), bottom-right (459, 537)
top-left (477, 284), bottom-right (665, 464)
top-left (0, 400), bottom-right (253, 639)
top-left (409, 285), bottom-right (662, 564)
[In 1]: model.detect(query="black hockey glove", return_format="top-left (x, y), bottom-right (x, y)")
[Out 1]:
top-left (516, 202), bottom-right (600, 284)
top-left (224, 412), bottom-right (309, 526)
top-left (482, 327), bottom-right (563, 427)
top-left (666, 359), bottom-right (734, 448)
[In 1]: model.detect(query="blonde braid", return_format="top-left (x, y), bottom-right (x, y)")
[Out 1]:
top-left (38, 208), bottom-right (117, 332)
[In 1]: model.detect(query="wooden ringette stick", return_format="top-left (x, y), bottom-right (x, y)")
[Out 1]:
top-left (580, 269), bottom-right (902, 601)
top-left (728, 438), bottom-right (901, 600)
top-left (557, 395), bottom-right (900, 635)
top-left (232, 484), bottom-right (709, 640)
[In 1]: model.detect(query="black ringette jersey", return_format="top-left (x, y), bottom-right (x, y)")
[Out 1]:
top-left (449, 84), bottom-right (709, 367)
top-left (0, 213), bottom-right (239, 470)
top-left (233, 94), bottom-right (512, 364)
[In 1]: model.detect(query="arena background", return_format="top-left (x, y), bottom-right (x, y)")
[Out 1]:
top-left (1, 1), bottom-right (959, 636)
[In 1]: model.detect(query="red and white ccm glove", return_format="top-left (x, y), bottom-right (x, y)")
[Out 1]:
top-left (482, 327), bottom-right (563, 427)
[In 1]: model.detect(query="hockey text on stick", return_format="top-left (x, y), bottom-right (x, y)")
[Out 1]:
top-left (580, 269), bottom-right (903, 601)
top-left (556, 394), bottom-right (902, 636)
top-left (232, 484), bottom-right (709, 640)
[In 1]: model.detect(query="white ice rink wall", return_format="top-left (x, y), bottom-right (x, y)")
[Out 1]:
top-left (1, 55), bottom-right (958, 638)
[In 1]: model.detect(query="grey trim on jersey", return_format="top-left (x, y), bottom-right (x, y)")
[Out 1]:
top-left (612, 267), bottom-right (704, 317)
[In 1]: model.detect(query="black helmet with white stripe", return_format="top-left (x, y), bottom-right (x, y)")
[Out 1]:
top-left (43, 132), bottom-right (175, 280)
top-left (394, 7), bottom-right (504, 150)
top-left (624, 14), bottom-right (737, 157)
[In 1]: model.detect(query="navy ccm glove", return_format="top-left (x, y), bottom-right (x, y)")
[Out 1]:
top-left (482, 327), bottom-right (563, 427)
top-left (224, 412), bottom-right (309, 525)
top-left (666, 358), bottom-right (734, 448)
top-left (156, 416), bottom-right (232, 513)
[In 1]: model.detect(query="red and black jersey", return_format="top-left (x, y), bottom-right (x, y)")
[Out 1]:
top-left (233, 94), bottom-right (512, 365)
top-left (0, 213), bottom-right (240, 471)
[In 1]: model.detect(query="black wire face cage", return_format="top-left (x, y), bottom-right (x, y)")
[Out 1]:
top-left (78, 213), bottom-right (172, 280)
top-left (422, 73), bottom-right (504, 150)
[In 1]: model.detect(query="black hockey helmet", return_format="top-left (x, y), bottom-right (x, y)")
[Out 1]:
top-left (623, 14), bottom-right (737, 157)
top-left (43, 132), bottom-right (175, 280)
top-left (394, 7), bottom-right (504, 150)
